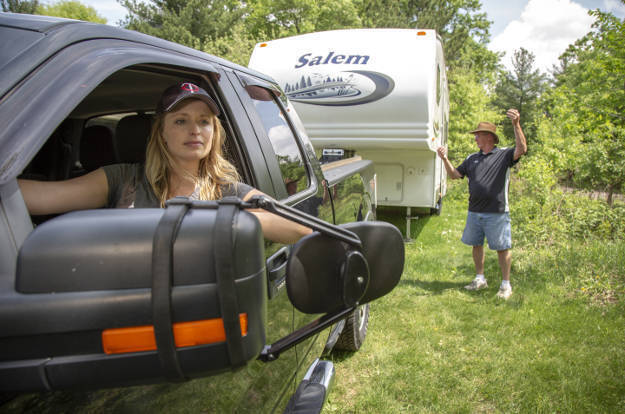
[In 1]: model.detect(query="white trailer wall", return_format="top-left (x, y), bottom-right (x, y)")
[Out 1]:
top-left (249, 28), bottom-right (448, 210)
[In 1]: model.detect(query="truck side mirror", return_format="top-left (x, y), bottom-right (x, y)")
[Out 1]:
top-left (2, 201), bottom-right (266, 391)
top-left (286, 221), bottom-right (404, 314)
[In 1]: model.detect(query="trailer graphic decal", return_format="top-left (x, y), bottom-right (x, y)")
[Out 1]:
top-left (283, 70), bottom-right (395, 106)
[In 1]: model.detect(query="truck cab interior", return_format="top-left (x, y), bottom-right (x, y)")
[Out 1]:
top-left (18, 66), bottom-right (249, 216)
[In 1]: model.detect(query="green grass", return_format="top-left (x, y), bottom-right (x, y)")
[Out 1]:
top-left (322, 183), bottom-right (625, 413)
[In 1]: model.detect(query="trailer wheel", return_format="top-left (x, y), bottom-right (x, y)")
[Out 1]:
top-left (334, 303), bottom-right (369, 351)
top-left (430, 198), bottom-right (443, 216)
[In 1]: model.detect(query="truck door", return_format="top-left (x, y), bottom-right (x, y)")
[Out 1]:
top-left (225, 70), bottom-right (331, 387)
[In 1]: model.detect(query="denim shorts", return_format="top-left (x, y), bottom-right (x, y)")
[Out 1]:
top-left (461, 211), bottom-right (512, 250)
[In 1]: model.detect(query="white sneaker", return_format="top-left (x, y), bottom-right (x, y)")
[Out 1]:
top-left (496, 285), bottom-right (512, 300)
top-left (464, 278), bottom-right (488, 291)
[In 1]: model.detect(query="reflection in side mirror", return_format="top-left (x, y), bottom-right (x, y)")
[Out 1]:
top-left (286, 221), bottom-right (404, 314)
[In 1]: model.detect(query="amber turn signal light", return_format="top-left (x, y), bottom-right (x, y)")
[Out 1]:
top-left (102, 314), bottom-right (248, 354)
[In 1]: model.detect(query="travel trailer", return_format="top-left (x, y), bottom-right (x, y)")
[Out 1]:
top-left (249, 28), bottom-right (449, 234)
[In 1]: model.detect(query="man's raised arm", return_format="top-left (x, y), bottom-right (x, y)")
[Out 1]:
top-left (507, 109), bottom-right (527, 161)
top-left (437, 146), bottom-right (463, 179)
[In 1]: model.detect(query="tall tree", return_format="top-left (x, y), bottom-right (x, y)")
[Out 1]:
top-left (493, 48), bottom-right (546, 142)
top-left (540, 10), bottom-right (625, 205)
top-left (409, 0), bottom-right (491, 68)
top-left (120, 0), bottom-right (246, 47)
top-left (447, 70), bottom-right (501, 163)
top-left (355, 0), bottom-right (491, 70)
top-left (246, 0), bottom-right (361, 39)
top-left (202, 21), bottom-right (258, 65)
top-left (37, 0), bottom-right (106, 23)
top-left (354, 0), bottom-right (410, 28)
top-left (1, 0), bottom-right (38, 13)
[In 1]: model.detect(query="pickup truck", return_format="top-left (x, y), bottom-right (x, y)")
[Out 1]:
top-left (0, 13), bottom-right (404, 413)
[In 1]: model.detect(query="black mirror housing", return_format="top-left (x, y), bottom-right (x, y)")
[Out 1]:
top-left (1, 204), bottom-right (267, 391)
top-left (341, 221), bottom-right (405, 304)
top-left (286, 221), bottom-right (404, 314)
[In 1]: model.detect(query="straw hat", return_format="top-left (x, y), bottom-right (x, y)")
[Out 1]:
top-left (469, 121), bottom-right (499, 143)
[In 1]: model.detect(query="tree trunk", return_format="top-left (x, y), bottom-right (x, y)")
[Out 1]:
top-left (607, 183), bottom-right (614, 207)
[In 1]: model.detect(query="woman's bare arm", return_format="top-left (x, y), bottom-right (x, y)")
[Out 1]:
top-left (18, 168), bottom-right (109, 215)
top-left (243, 189), bottom-right (312, 244)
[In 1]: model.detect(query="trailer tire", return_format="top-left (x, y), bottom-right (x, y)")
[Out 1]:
top-left (430, 198), bottom-right (443, 216)
top-left (334, 303), bottom-right (369, 351)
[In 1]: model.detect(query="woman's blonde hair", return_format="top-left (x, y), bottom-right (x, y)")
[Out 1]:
top-left (145, 100), bottom-right (240, 206)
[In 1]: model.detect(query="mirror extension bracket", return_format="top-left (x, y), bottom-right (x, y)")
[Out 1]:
top-left (169, 196), bottom-right (361, 248)
top-left (258, 307), bottom-right (356, 362)
top-left (244, 195), bottom-right (362, 248)
top-left (241, 195), bottom-right (366, 362)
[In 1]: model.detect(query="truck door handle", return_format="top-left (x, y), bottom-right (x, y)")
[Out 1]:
top-left (266, 246), bottom-right (289, 299)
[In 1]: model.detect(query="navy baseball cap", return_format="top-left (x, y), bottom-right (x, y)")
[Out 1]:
top-left (156, 82), bottom-right (220, 116)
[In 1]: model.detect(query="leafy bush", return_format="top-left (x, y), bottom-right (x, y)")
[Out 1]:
top-left (560, 195), bottom-right (625, 240)
top-left (510, 152), bottom-right (625, 247)
top-left (510, 157), bottom-right (562, 246)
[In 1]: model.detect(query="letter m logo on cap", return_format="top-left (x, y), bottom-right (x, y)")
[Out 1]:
top-left (181, 82), bottom-right (200, 93)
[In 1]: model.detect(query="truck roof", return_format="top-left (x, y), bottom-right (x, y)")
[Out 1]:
top-left (0, 13), bottom-right (275, 99)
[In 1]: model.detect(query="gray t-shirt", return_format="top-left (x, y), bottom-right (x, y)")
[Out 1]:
top-left (102, 163), bottom-right (253, 208)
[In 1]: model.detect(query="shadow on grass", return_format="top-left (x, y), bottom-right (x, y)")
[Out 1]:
top-left (399, 278), bottom-right (467, 295)
top-left (4, 390), bottom-right (95, 413)
top-left (376, 207), bottom-right (431, 241)
top-left (400, 278), bottom-right (527, 307)
top-left (6, 382), bottom-right (197, 413)
top-left (405, 214), bottom-right (431, 241)
top-left (328, 349), bottom-right (359, 363)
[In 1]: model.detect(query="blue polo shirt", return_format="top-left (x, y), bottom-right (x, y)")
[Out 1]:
top-left (456, 147), bottom-right (519, 213)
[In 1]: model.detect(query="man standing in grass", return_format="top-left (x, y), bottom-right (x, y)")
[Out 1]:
top-left (437, 109), bottom-right (527, 299)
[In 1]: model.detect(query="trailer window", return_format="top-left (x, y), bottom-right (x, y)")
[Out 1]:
top-left (245, 85), bottom-right (309, 197)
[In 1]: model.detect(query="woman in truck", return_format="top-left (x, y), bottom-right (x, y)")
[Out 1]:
top-left (18, 82), bottom-right (311, 244)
